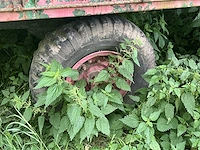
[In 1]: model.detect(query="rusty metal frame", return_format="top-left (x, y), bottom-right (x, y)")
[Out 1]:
top-left (0, 0), bottom-right (200, 22)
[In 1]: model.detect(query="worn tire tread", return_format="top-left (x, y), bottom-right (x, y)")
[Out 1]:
top-left (29, 15), bottom-right (155, 100)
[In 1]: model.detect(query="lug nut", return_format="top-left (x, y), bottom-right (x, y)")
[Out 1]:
top-left (82, 64), bottom-right (87, 70)
top-left (88, 59), bottom-right (93, 63)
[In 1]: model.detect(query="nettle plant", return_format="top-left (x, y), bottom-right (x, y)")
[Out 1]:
top-left (33, 39), bottom-right (140, 148)
top-left (32, 41), bottom-right (200, 150)
top-left (119, 44), bottom-right (200, 150)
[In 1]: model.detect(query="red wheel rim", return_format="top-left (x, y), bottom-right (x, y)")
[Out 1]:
top-left (66, 51), bottom-right (131, 96)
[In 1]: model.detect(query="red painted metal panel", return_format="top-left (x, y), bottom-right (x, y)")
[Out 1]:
top-left (0, 0), bottom-right (22, 11)
top-left (36, 0), bottom-right (90, 6)
top-left (0, 0), bottom-right (200, 22)
top-left (42, 1), bottom-right (200, 18)
top-left (0, 0), bottom-right (13, 8)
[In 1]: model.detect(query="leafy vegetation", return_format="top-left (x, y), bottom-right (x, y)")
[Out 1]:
top-left (0, 7), bottom-right (200, 149)
top-left (33, 39), bottom-right (139, 148)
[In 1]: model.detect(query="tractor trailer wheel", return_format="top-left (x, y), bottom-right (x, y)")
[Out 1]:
top-left (29, 15), bottom-right (155, 101)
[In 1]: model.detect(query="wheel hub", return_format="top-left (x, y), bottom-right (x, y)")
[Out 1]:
top-left (66, 51), bottom-right (131, 96)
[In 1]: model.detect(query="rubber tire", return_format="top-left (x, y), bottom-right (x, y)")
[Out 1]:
top-left (29, 15), bottom-right (155, 101)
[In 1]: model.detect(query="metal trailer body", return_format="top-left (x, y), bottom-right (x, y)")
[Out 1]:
top-left (0, 0), bottom-right (200, 22)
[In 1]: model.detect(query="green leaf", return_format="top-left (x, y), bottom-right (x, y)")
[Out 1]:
top-left (120, 113), bottom-right (139, 128)
top-left (120, 42), bottom-right (127, 49)
top-left (23, 107), bottom-right (33, 122)
top-left (157, 118), bottom-right (172, 132)
top-left (41, 71), bottom-right (56, 77)
top-left (172, 56), bottom-right (180, 67)
top-left (145, 68), bottom-right (157, 75)
top-left (81, 99), bottom-right (88, 112)
top-left (174, 88), bottom-right (181, 98)
top-left (158, 35), bottom-right (165, 48)
top-left (149, 110), bottom-right (161, 121)
top-left (121, 145), bottom-right (130, 150)
top-left (10, 86), bottom-right (15, 92)
top-left (129, 95), bottom-right (140, 102)
top-left (34, 93), bottom-right (46, 107)
top-left (146, 96), bottom-right (156, 107)
top-left (122, 59), bottom-right (134, 75)
top-left (21, 90), bottom-right (30, 101)
top-left (149, 75), bottom-right (160, 87)
top-left (45, 84), bottom-right (63, 107)
top-left (94, 70), bottom-right (110, 83)
top-left (176, 141), bottom-right (186, 150)
top-left (40, 62), bottom-right (50, 68)
top-left (49, 113), bottom-right (60, 129)
top-left (190, 137), bottom-right (199, 148)
top-left (79, 127), bottom-right (87, 143)
top-left (165, 103), bottom-right (174, 120)
top-left (34, 77), bottom-right (57, 89)
top-left (50, 60), bottom-right (63, 72)
top-left (67, 115), bottom-right (83, 141)
top-left (64, 116), bottom-right (73, 138)
top-left (136, 122), bottom-right (147, 134)
top-left (60, 68), bottom-right (79, 80)
top-left (153, 30), bottom-right (159, 42)
top-left (109, 90), bottom-right (123, 105)
top-left (170, 130), bottom-right (184, 147)
top-left (177, 116), bottom-right (185, 124)
top-left (91, 128), bottom-right (98, 137)
top-left (47, 142), bottom-right (55, 149)
top-left (38, 116), bottom-right (45, 135)
top-left (167, 47), bottom-right (176, 59)
top-left (116, 78), bottom-right (131, 91)
top-left (177, 124), bottom-right (187, 137)
top-left (192, 131), bottom-right (200, 137)
top-left (13, 94), bottom-right (22, 110)
top-left (193, 120), bottom-right (200, 129)
top-left (1, 98), bottom-right (10, 105)
top-left (111, 102), bottom-right (125, 112)
top-left (189, 59), bottom-right (197, 70)
top-left (1, 90), bottom-right (9, 97)
top-left (193, 111), bottom-right (200, 120)
top-left (67, 104), bottom-right (82, 125)
top-left (75, 79), bottom-right (87, 88)
top-left (109, 114), bottom-right (123, 131)
top-left (89, 103), bottom-right (104, 118)
top-left (150, 140), bottom-right (161, 150)
top-left (161, 141), bottom-right (170, 150)
top-left (159, 92), bottom-right (166, 99)
top-left (72, 116), bottom-right (85, 139)
top-left (192, 19), bottom-right (200, 27)
top-left (118, 66), bottom-right (133, 82)
top-left (132, 50), bottom-right (140, 67)
top-left (58, 116), bottom-right (69, 134)
top-left (101, 104), bottom-right (117, 115)
top-left (180, 70), bottom-right (190, 81)
top-left (125, 38), bottom-right (132, 45)
top-left (105, 84), bottom-right (112, 93)
top-left (96, 117), bottom-right (110, 136)
top-left (181, 92), bottom-right (195, 116)
top-left (84, 117), bottom-right (95, 137)
top-left (171, 118), bottom-right (179, 129)
top-left (189, 7), bottom-right (199, 13)
top-left (96, 92), bottom-right (108, 107)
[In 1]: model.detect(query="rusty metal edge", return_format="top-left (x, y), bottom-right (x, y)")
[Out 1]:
top-left (0, 0), bottom-right (200, 22)
top-left (26, 0), bottom-right (168, 11)
top-left (0, 0), bottom-right (169, 12)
